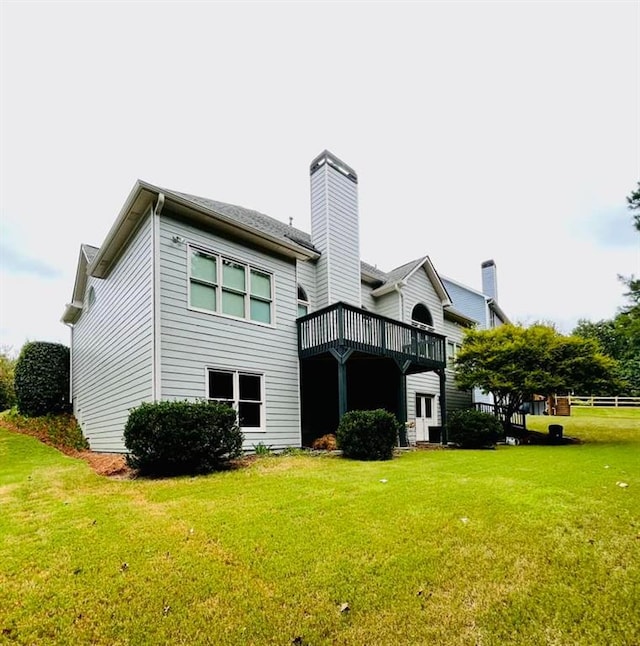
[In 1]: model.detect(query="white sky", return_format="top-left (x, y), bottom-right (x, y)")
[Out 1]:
top-left (1, 0), bottom-right (639, 353)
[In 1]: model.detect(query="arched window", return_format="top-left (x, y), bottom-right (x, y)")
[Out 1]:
top-left (411, 303), bottom-right (433, 328)
top-left (297, 285), bottom-right (309, 317)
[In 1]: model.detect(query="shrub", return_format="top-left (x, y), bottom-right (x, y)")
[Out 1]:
top-left (446, 409), bottom-right (503, 448)
top-left (124, 400), bottom-right (244, 475)
top-left (0, 350), bottom-right (16, 411)
top-left (336, 409), bottom-right (401, 461)
top-left (14, 342), bottom-right (70, 416)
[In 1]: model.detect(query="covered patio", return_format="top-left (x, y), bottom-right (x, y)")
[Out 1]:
top-left (297, 302), bottom-right (448, 446)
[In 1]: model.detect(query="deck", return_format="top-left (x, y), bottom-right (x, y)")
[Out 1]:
top-left (297, 302), bottom-right (446, 374)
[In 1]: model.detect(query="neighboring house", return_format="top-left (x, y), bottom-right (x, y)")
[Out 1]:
top-left (441, 264), bottom-right (510, 405)
top-left (62, 150), bottom-right (505, 453)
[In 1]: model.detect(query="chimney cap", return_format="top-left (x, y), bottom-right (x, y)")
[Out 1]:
top-left (310, 150), bottom-right (358, 183)
top-left (481, 259), bottom-right (495, 268)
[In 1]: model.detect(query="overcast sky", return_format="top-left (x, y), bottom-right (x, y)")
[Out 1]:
top-left (1, 0), bottom-right (638, 353)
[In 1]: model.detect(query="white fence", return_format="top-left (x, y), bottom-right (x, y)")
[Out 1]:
top-left (569, 396), bottom-right (640, 408)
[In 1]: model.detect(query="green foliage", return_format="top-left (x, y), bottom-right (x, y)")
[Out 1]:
top-left (573, 307), bottom-right (640, 396)
top-left (124, 400), bottom-right (243, 476)
top-left (455, 324), bottom-right (620, 425)
top-left (627, 180), bottom-right (640, 232)
top-left (336, 409), bottom-right (401, 461)
top-left (14, 342), bottom-right (70, 416)
top-left (446, 409), bottom-right (503, 448)
top-left (3, 409), bottom-right (88, 451)
top-left (0, 348), bottom-right (17, 411)
top-left (2, 409), bottom-right (640, 645)
top-left (252, 442), bottom-right (273, 456)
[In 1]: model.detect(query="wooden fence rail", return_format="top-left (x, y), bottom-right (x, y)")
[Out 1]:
top-left (569, 396), bottom-right (640, 408)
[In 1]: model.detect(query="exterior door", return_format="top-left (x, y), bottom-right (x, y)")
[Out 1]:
top-left (415, 394), bottom-right (437, 442)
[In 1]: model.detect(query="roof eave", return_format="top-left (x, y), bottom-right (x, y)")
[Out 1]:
top-left (443, 306), bottom-right (477, 327)
top-left (371, 281), bottom-right (402, 297)
top-left (157, 186), bottom-right (320, 262)
top-left (90, 181), bottom-right (320, 279)
top-left (488, 299), bottom-right (510, 324)
top-left (90, 182), bottom-right (157, 278)
top-left (61, 301), bottom-right (83, 325)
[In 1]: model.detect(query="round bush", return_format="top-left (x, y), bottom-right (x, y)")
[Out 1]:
top-left (14, 342), bottom-right (70, 417)
top-left (124, 400), bottom-right (244, 476)
top-left (336, 409), bottom-right (401, 461)
top-left (446, 409), bottom-right (503, 448)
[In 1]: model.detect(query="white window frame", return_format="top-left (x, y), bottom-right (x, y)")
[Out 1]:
top-left (446, 341), bottom-right (460, 367)
top-left (206, 367), bottom-right (266, 432)
top-left (188, 244), bottom-right (274, 327)
top-left (411, 303), bottom-right (435, 332)
top-left (297, 284), bottom-right (310, 318)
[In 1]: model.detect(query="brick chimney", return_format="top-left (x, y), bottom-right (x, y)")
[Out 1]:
top-left (481, 259), bottom-right (498, 301)
top-left (309, 151), bottom-right (361, 308)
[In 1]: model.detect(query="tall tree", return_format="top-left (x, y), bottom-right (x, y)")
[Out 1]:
top-left (627, 180), bottom-right (640, 232)
top-left (455, 324), bottom-right (619, 428)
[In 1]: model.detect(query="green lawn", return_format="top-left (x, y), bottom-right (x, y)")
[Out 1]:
top-left (1, 410), bottom-right (639, 645)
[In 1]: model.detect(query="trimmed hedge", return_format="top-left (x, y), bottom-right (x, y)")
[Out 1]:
top-left (14, 342), bottom-right (70, 417)
top-left (336, 409), bottom-right (401, 461)
top-left (124, 400), bottom-right (244, 475)
top-left (446, 409), bottom-right (503, 448)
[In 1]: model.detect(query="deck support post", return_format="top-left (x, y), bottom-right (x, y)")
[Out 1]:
top-left (329, 347), bottom-right (353, 423)
top-left (438, 368), bottom-right (447, 445)
top-left (397, 371), bottom-right (408, 447)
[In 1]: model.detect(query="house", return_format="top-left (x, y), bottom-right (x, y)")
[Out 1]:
top-left (62, 150), bottom-right (507, 453)
top-left (441, 263), bottom-right (510, 405)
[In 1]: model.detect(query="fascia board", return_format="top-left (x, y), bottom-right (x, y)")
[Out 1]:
top-left (443, 306), bottom-right (477, 327)
top-left (89, 182), bottom-right (156, 278)
top-left (488, 299), bottom-right (511, 325)
top-left (397, 256), bottom-right (452, 306)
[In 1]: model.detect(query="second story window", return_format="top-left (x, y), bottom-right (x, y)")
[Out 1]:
top-left (189, 247), bottom-right (272, 325)
top-left (297, 285), bottom-right (309, 317)
top-left (447, 341), bottom-right (460, 367)
top-left (411, 303), bottom-right (434, 330)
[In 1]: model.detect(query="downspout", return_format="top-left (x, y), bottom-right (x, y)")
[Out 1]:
top-left (395, 282), bottom-right (405, 322)
top-left (152, 193), bottom-right (165, 401)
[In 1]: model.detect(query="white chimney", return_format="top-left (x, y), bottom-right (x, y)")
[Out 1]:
top-left (481, 259), bottom-right (498, 301)
top-left (309, 151), bottom-right (361, 308)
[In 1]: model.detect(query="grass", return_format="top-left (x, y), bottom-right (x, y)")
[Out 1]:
top-left (1, 410), bottom-right (639, 645)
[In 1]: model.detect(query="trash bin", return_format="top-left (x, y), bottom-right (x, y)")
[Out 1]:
top-left (548, 424), bottom-right (563, 440)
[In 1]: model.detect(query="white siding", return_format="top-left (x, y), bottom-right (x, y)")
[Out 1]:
top-left (403, 267), bottom-right (444, 329)
top-left (404, 266), bottom-right (445, 436)
top-left (360, 282), bottom-right (376, 311)
top-left (376, 291), bottom-right (401, 320)
top-left (159, 215), bottom-right (301, 450)
top-left (444, 318), bottom-right (473, 411)
top-left (310, 164), bottom-right (361, 307)
top-left (72, 215), bottom-right (153, 452)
